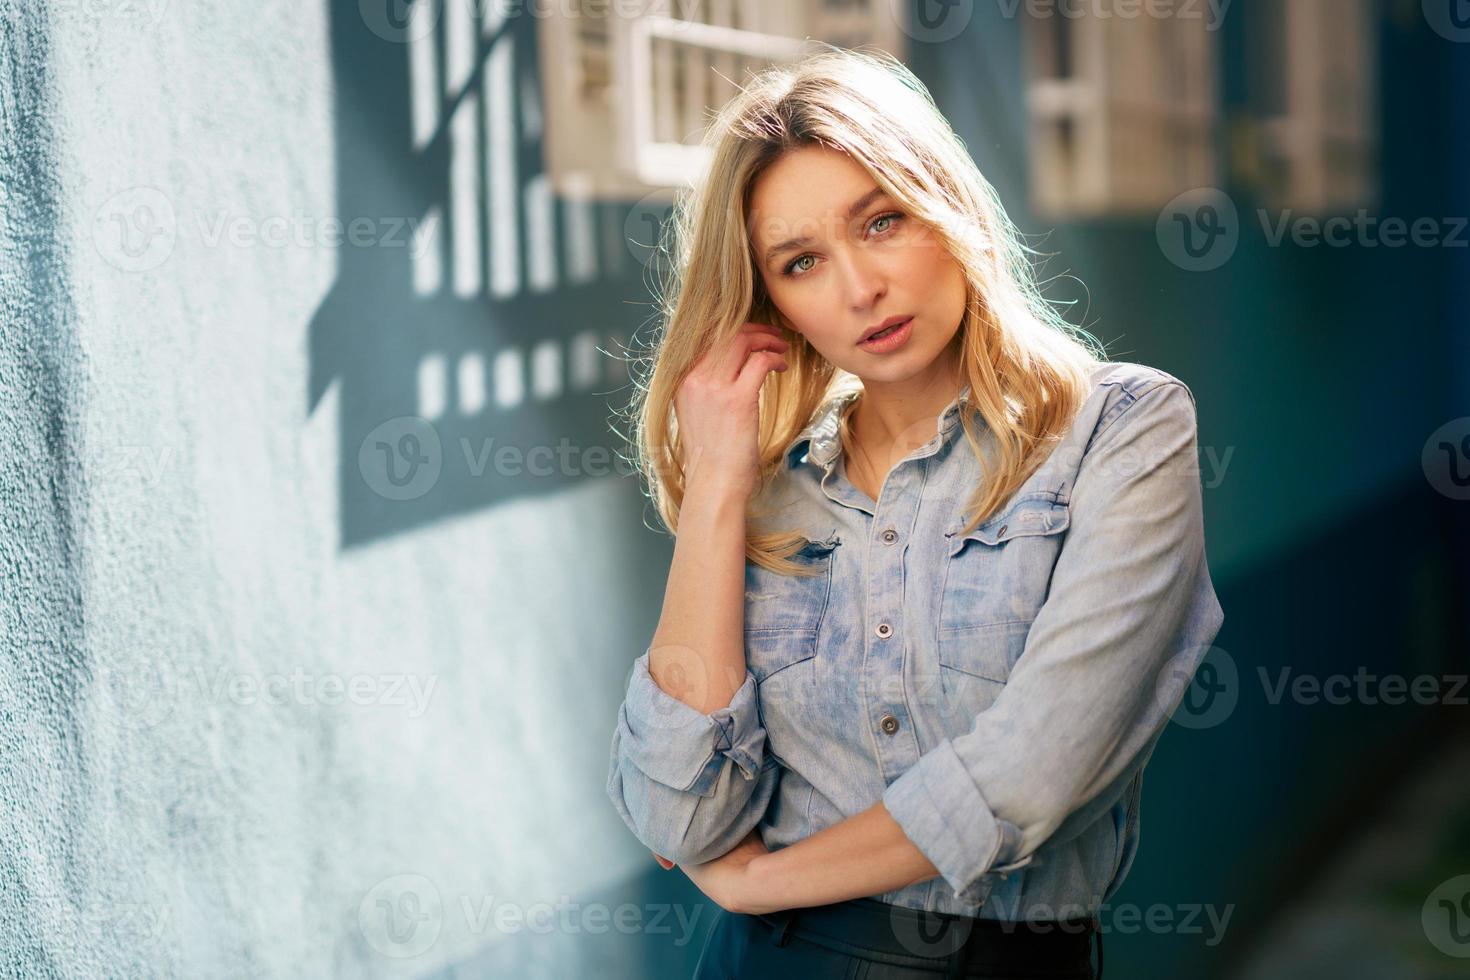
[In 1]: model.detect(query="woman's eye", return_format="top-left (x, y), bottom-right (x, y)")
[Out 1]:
top-left (783, 254), bottom-right (815, 276)
top-left (781, 212), bottom-right (904, 278)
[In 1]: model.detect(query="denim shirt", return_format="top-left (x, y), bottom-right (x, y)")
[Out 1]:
top-left (607, 360), bottom-right (1225, 918)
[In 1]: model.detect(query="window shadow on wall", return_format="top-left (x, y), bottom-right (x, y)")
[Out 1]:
top-left (310, 1), bottom-right (669, 549)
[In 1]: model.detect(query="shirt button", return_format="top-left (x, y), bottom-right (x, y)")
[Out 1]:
top-left (880, 714), bottom-right (899, 735)
top-left (997, 524), bottom-right (1008, 537)
top-left (881, 528), bottom-right (897, 544)
top-left (875, 622), bottom-right (892, 638)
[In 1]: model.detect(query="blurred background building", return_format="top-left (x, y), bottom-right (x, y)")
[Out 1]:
top-left (0, 0), bottom-right (1466, 977)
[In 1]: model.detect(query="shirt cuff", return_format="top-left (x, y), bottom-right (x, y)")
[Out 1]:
top-left (881, 738), bottom-right (1035, 903)
top-left (618, 650), bottom-right (765, 797)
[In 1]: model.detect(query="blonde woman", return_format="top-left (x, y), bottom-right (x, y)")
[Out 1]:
top-left (606, 46), bottom-right (1223, 980)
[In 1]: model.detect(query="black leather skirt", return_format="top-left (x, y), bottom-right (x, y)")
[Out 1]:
top-left (692, 896), bottom-right (1100, 980)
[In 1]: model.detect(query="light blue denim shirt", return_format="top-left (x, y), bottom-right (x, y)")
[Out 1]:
top-left (607, 360), bottom-right (1225, 918)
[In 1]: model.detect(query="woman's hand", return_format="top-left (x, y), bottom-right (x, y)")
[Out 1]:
top-left (653, 829), bottom-right (775, 915)
top-left (673, 322), bottom-right (791, 500)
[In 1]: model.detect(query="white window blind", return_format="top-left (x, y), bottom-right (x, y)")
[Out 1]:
top-left (1246, 0), bottom-right (1378, 214)
top-left (538, 0), bottom-right (909, 200)
top-left (1024, 2), bottom-right (1218, 219)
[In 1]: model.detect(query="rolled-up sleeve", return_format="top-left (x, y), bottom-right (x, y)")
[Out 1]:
top-left (606, 649), bottom-right (780, 865)
top-left (882, 379), bottom-right (1226, 903)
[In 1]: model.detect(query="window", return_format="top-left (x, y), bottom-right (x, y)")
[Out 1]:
top-left (1242, 0), bottom-right (1378, 214)
top-left (1023, 2), bottom-right (1218, 218)
top-left (537, 0), bottom-right (909, 200)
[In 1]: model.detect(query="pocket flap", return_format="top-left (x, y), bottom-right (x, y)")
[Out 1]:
top-left (946, 495), bottom-right (1069, 554)
top-left (793, 528), bottom-right (841, 560)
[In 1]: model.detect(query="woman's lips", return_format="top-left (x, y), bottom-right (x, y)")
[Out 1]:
top-left (859, 316), bottom-right (913, 353)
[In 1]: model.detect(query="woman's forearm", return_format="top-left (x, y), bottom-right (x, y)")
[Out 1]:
top-left (647, 477), bottom-right (751, 715)
top-left (745, 800), bottom-right (941, 912)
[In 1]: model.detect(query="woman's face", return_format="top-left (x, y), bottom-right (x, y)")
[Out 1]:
top-left (747, 145), bottom-right (967, 385)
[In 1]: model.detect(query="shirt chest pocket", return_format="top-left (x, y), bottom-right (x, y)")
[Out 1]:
top-left (743, 532), bottom-right (840, 687)
top-left (934, 619), bottom-right (1033, 721)
top-left (938, 494), bottom-right (1070, 634)
top-left (934, 496), bottom-right (1068, 714)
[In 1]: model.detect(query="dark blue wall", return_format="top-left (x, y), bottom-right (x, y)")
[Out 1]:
top-left (914, 3), bottom-right (1469, 976)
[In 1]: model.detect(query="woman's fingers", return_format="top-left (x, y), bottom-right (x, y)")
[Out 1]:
top-left (671, 320), bottom-right (793, 497)
top-left (652, 850), bottom-right (675, 870)
top-left (711, 322), bottom-right (788, 383)
top-left (734, 348), bottom-right (788, 398)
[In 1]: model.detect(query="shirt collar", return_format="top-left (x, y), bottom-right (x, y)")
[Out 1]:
top-left (782, 382), bottom-right (974, 471)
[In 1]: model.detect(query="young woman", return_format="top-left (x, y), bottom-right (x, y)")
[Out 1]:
top-left (606, 47), bottom-right (1224, 979)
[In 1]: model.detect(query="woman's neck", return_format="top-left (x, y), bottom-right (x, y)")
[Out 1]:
top-left (846, 362), bottom-right (965, 462)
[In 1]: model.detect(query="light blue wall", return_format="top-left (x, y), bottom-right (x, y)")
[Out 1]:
top-left (0, 2), bottom-right (672, 975)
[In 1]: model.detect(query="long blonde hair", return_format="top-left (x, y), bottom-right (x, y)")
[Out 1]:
top-left (619, 46), bottom-right (1108, 576)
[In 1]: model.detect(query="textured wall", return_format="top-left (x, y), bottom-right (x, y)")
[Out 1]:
top-left (0, 3), bottom-right (663, 976)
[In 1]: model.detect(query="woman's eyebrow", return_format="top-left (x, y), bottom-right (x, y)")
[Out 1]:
top-left (759, 186), bottom-right (889, 268)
